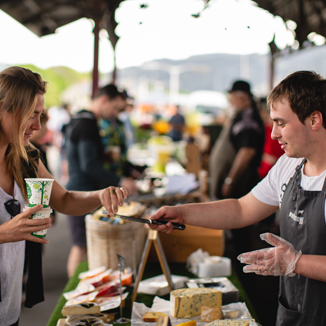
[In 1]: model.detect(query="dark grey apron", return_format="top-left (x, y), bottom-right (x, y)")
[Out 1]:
top-left (276, 159), bottom-right (326, 326)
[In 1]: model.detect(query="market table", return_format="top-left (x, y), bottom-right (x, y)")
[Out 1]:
top-left (46, 261), bottom-right (259, 326)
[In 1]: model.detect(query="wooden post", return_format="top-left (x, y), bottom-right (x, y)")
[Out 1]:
top-left (92, 19), bottom-right (100, 98)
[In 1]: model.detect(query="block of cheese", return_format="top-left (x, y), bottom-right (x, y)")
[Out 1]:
top-left (201, 306), bottom-right (223, 322)
top-left (142, 311), bottom-right (169, 322)
top-left (170, 288), bottom-right (222, 318)
top-left (207, 320), bottom-right (250, 326)
top-left (175, 321), bottom-right (197, 326)
top-left (61, 302), bottom-right (100, 316)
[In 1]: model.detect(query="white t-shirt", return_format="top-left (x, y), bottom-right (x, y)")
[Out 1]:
top-left (0, 181), bottom-right (26, 325)
top-left (252, 154), bottom-right (326, 220)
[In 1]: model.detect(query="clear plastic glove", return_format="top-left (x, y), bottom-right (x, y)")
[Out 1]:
top-left (237, 233), bottom-right (302, 277)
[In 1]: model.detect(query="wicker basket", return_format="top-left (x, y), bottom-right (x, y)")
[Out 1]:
top-left (86, 215), bottom-right (147, 271)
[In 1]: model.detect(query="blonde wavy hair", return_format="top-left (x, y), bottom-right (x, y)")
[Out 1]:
top-left (0, 66), bottom-right (47, 200)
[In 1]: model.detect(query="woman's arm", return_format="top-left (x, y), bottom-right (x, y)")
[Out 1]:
top-left (37, 159), bottom-right (127, 216)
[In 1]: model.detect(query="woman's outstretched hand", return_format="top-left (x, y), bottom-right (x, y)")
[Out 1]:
top-left (99, 186), bottom-right (128, 216)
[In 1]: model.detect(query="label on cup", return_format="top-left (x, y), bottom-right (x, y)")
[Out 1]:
top-left (25, 178), bottom-right (54, 207)
top-left (23, 206), bottom-right (52, 238)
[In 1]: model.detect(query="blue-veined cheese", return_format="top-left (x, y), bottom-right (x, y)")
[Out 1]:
top-left (170, 288), bottom-right (222, 318)
top-left (207, 320), bottom-right (250, 326)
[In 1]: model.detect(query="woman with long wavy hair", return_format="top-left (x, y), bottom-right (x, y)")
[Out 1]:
top-left (0, 66), bottom-right (127, 325)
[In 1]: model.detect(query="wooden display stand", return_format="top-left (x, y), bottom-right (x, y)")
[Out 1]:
top-left (132, 229), bottom-right (174, 304)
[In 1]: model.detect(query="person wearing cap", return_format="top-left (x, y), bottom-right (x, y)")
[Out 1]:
top-left (210, 80), bottom-right (265, 200)
top-left (208, 79), bottom-right (266, 315)
top-left (150, 71), bottom-right (326, 326)
top-left (64, 84), bottom-right (137, 277)
top-left (222, 80), bottom-right (265, 199)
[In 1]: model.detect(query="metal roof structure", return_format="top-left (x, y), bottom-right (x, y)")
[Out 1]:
top-left (2, 0), bottom-right (326, 55)
top-left (1, 0), bottom-right (326, 90)
top-left (0, 0), bottom-right (124, 94)
top-left (255, 0), bottom-right (326, 49)
top-left (0, 0), bottom-right (121, 46)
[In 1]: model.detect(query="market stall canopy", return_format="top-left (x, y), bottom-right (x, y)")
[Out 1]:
top-left (255, 0), bottom-right (326, 49)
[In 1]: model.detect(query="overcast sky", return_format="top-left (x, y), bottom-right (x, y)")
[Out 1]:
top-left (0, 0), bottom-right (299, 73)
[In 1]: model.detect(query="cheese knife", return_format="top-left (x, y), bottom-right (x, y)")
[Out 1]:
top-left (115, 214), bottom-right (186, 230)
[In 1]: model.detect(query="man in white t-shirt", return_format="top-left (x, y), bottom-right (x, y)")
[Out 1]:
top-left (150, 71), bottom-right (326, 326)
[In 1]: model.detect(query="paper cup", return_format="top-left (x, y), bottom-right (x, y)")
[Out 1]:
top-left (23, 206), bottom-right (52, 238)
top-left (25, 178), bottom-right (54, 207)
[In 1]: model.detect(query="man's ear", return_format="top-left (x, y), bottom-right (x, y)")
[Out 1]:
top-left (310, 111), bottom-right (323, 130)
top-left (98, 95), bottom-right (108, 104)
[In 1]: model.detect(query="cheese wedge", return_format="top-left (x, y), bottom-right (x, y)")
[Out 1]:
top-left (224, 311), bottom-right (241, 319)
top-left (61, 302), bottom-right (100, 316)
top-left (170, 288), bottom-right (222, 318)
top-left (142, 311), bottom-right (169, 322)
top-left (201, 306), bottom-right (223, 322)
top-left (207, 320), bottom-right (250, 326)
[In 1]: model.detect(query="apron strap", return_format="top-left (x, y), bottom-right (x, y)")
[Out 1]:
top-left (322, 175), bottom-right (326, 191)
top-left (291, 159), bottom-right (306, 201)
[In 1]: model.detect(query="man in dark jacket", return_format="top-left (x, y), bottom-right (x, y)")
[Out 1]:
top-left (65, 84), bottom-right (137, 277)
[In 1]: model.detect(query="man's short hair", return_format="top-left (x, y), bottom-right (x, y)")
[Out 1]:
top-left (94, 84), bottom-right (128, 100)
top-left (267, 71), bottom-right (326, 128)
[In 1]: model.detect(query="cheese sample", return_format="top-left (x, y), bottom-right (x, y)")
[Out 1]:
top-left (201, 306), bottom-right (223, 322)
top-left (207, 320), bottom-right (249, 326)
top-left (142, 311), bottom-right (169, 322)
top-left (170, 288), bottom-right (222, 318)
top-left (175, 321), bottom-right (197, 326)
top-left (224, 310), bottom-right (241, 319)
top-left (61, 302), bottom-right (100, 316)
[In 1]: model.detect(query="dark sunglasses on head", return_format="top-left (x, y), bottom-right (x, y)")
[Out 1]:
top-left (4, 198), bottom-right (21, 218)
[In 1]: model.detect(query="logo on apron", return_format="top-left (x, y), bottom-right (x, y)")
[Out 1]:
top-left (289, 211), bottom-right (304, 225)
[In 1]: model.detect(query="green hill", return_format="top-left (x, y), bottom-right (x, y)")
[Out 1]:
top-left (19, 64), bottom-right (91, 107)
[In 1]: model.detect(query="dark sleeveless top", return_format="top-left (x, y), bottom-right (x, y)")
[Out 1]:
top-left (22, 148), bottom-right (45, 308)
